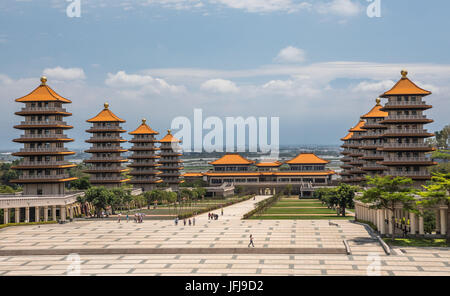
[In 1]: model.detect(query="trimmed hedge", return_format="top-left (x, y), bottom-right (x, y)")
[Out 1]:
top-left (0, 221), bottom-right (58, 229)
top-left (243, 193), bottom-right (282, 219)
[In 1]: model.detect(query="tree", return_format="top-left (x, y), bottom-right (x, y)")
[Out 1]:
top-left (435, 125), bottom-right (450, 149)
top-left (418, 172), bottom-right (450, 242)
top-left (285, 184), bottom-right (293, 197)
top-left (84, 187), bottom-right (114, 217)
top-left (70, 176), bottom-right (91, 190)
top-left (335, 183), bottom-right (357, 217)
top-left (356, 176), bottom-right (416, 239)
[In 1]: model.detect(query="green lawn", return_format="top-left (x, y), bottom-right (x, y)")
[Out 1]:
top-left (383, 238), bottom-right (450, 248)
top-left (248, 197), bottom-right (353, 220)
top-left (265, 208), bottom-right (337, 214)
top-left (249, 215), bottom-right (354, 220)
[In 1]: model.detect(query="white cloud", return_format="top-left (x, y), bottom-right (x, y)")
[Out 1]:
top-left (317, 0), bottom-right (362, 17)
top-left (105, 70), bottom-right (186, 95)
top-left (200, 78), bottom-right (239, 93)
top-left (351, 80), bottom-right (395, 92)
top-left (274, 46), bottom-right (306, 63)
top-left (210, 0), bottom-right (312, 13)
top-left (42, 67), bottom-right (86, 81)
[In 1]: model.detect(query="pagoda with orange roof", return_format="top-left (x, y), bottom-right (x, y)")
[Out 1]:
top-left (128, 119), bottom-right (162, 191)
top-left (359, 98), bottom-right (388, 177)
top-left (158, 130), bottom-right (184, 190)
top-left (378, 70), bottom-right (436, 182)
top-left (11, 77), bottom-right (77, 195)
top-left (339, 131), bottom-right (354, 183)
top-left (345, 119), bottom-right (367, 184)
top-left (84, 103), bottom-right (129, 187)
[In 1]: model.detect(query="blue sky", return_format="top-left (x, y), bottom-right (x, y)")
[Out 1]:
top-left (1, 0), bottom-right (449, 149)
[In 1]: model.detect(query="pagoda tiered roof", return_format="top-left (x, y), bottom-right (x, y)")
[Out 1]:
top-left (349, 120), bottom-right (366, 132)
top-left (255, 161), bottom-right (283, 167)
top-left (129, 119), bottom-right (159, 135)
top-left (159, 130), bottom-right (181, 143)
top-left (15, 77), bottom-right (71, 103)
top-left (340, 132), bottom-right (353, 141)
top-left (360, 98), bottom-right (388, 119)
top-left (381, 70), bottom-right (431, 97)
top-left (87, 103), bottom-right (126, 123)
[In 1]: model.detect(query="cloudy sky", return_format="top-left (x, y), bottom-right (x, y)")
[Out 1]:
top-left (0, 0), bottom-right (449, 150)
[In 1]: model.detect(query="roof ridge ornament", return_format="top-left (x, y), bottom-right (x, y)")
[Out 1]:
top-left (376, 97), bottom-right (381, 106)
top-left (167, 129), bottom-right (171, 135)
top-left (40, 76), bottom-right (47, 86)
top-left (104, 102), bottom-right (109, 109)
top-left (401, 69), bottom-right (408, 78)
top-left (142, 118), bottom-right (147, 124)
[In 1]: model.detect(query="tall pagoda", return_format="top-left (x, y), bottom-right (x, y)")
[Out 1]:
top-left (128, 119), bottom-right (162, 191)
top-left (158, 129), bottom-right (184, 190)
top-left (360, 98), bottom-right (388, 177)
top-left (84, 103), bottom-right (129, 187)
top-left (11, 77), bottom-right (77, 195)
top-left (339, 132), bottom-right (354, 183)
top-left (346, 120), bottom-right (367, 184)
top-left (378, 70), bottom-right (436, 183)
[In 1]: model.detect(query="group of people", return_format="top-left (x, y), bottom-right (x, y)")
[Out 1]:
top-left (174, 217), bottom-right (195, 226)
top-left (116, 213), bottom-right (144, 223)
top-left (208, 213), bottom-right (219, 220)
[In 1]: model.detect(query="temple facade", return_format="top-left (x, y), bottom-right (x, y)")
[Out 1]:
top-left (185, 153), bottom-right (335, 197)
top-left (128, 119), bottom-right (162, 191)
top-left (84, 103), bottom-right (129, 188)
top-left (158, 130), bottom-right (184, 190)
top-left (11, 77), bottom-right (77, 195)
top-left (346, 120), bottom-right (367, 184)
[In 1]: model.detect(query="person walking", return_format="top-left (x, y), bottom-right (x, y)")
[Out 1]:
top-left (117, 213), bottom-right (121, 223)
top-left (188, 219), bottom-right (192, 226)
top-left (248, 234), bottom-right (255, 248)
top-left (183, 219), bottom-right (186, 226)
top-left (126, 214), bottom-right (129, 223)
top-left (221, 208), bottom-right (223, 216)
top-left (193, 217), bottom-right (195, 226)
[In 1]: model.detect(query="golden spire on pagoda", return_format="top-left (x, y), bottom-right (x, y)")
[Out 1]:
top-left (142, 118), bottom-right (147, 124)
top-left (40, 76), bottom-right (47, 85)
top-left (401, 69), bottom-right (408, 78)
top-left (167, 129), bottom-right (171, 135)
top-left (104, 102), bottom-right (109, 109)
top-left (376, 98), bottom-right (381, 106)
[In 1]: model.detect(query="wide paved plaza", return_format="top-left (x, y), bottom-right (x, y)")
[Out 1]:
top-left (1, 196), bottom-right (449, 276)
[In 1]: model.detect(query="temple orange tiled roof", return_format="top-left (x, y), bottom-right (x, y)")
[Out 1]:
top-left (183, 173), bottom-right (204, 177)
top-left (284, 153), bottom-right (329, 165)
top-left (255, 161), bottom-right (283, 167)
top-left (361, 98), bottom-right (388, 119)
top-left (340, 132), bottom-right (354, 141)
top-left (349, 120), bottom-right (366, 132)
top-left (159, 129), bottom-right (181, 143)
top-left (381, 70), bottom-right (431, 97)
top-left (209, 153), bottom-right (254, 165)
top-left (87, 103), bottom-right (125, 123)
top-left (203, 171), bottom-right (335, 177)
top-left (129, 119), bottom-right (159, 135)
top-left (16, 77), bottom-right (71, 103)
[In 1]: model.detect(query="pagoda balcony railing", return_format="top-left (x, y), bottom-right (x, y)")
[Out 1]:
top-left (87, 157), bottom-right (126, 161)
top-left (386, 101), bottom-right (427, 106)
top-left (89, 136), bottom-right (124, 141)
top-left (131, 153), bottom-right (159, 157)
top-left (363, 153), bottom-right (384, 158)
top-left (86, 166), bottom-right (127, 171)
top-left (90, 177), bottom-right (128, 181)
top-left (386, 115), bottom-right (427, 120)
top-left (159, 166), bottom-right (183, 170)
top-left (383, 143), bottom-right (430, 148)
top-left (90, 146), bottom-right (123, 150)
top-left (19, 161), bottom-right (73, 166)
top-left (19, 147), bottom-right (70, 153)
top-left (18, 174), bottom-right (71, 180)
top-left (131, 170), bottom-right (160, 174)
top-left (386, 171), bottom-right (431, 177)
top-left (383, 157), bottom-right (430, 162)
top-left (387, 128), bottom-right (428, 134)
top-left (20, 120), bottom-right (68, 126)
top-left (20, 134), bottom-right (68, 139)
top-left (20, 107), bottom-right (67, 113)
